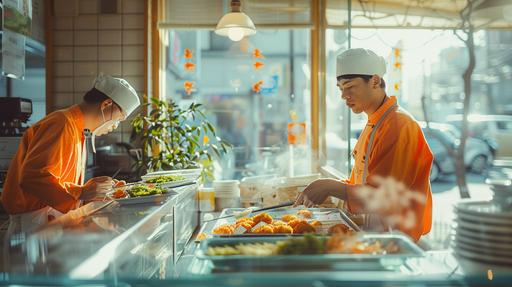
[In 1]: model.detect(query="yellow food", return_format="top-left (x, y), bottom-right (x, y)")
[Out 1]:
top-left (281, 214), bottom-right (298, 222)
top-left (272, 220), bottom-right (286, 226)
top-left (273, 224), bottom-right (293, 234)
top-left (292, 221), bottom-right (316, 234)
top-left (252, 213), bottom-right (273, 225)
top-left (310, 220), bottom-right (322, 227)
top-left (235, 221), bottom-right (253, 231)
top-left (297, 209), bottom-right (313, 219)
top-left (236, 218), bottom-right (255, 227)
top-left (213, 224), bottom-right (235, 235)
top-left (196, 233), bottom-right (207, 241)
top-left (207, 243), bottom-right (278, 256)
top-left (252, 225), bottom-right (274, 234)
top-left (288, 219), bottom-right (306, 229)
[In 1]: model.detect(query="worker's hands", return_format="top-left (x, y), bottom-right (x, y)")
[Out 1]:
top-left (294, 178), bottom-right (346, 208)
top-left (80, 176), bottom-right (113, 201)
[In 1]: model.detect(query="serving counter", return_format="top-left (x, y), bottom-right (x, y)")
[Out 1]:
top-left (3, 186), bottom-right (510, 286)
top-left (3, 183), bottom-right (199, 279)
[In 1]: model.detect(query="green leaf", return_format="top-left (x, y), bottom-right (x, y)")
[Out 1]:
top-left (211, 144), bottom-right (220, 158)
top-left (206, 122), bottom-right (216, 136)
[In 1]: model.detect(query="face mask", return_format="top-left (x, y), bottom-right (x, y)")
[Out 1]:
top-left (91, 106), bottom-right (120, 153)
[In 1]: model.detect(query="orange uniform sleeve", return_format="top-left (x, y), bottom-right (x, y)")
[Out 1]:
top-left (347, 121), bottom-right (433, 241)
top-left (19, 116), bottom-right (82, 213)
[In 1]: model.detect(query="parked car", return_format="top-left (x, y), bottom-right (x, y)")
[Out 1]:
top-left (419, 122), bottom-right (494, 181)
top-left (446, 114), bottom-right (512, 158)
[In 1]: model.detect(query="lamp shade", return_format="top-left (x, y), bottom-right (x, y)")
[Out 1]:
top-left (215, 11), bottom-right (256, 41)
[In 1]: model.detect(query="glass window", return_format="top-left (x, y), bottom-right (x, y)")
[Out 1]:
top-left (163, 30), bottom-right (311, 180)
top-left (325, 29), bottom-right (350, 175)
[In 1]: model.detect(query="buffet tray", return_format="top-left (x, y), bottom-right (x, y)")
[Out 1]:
top-left (196, 233), bottom-right (424, 271)
top-left (211, 207), bottom-right (354, 236)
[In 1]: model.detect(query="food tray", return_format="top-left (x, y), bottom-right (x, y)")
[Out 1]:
top-left (113, 192), bottom-right (177, 205)
top-left (212, 208), bottom-right (353, 236)
top-left (152, 179), bottom-right (196, 189)
top-left (196, 233), bottom-right (424, 271)
top-left (107, 184), bottom-right (178, 205)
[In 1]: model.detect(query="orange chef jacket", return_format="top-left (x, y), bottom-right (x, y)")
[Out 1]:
top-left (2, 105), bottom-right (86, 214)
top-left (344, 96), bottom-right (433, 242)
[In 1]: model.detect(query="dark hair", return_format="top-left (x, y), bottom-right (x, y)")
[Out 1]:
top-left (83, 88), bottom-right (121, 110)
top-left (337, 74), bottom-right (386, 89)
top-left (83, 88), bottom-right (111, 104)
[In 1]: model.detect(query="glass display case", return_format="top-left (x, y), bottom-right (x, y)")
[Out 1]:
top-left (3, 183), bottom-right (198, 280)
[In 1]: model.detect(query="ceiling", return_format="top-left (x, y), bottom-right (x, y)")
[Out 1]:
top-left (160, 0), bottom-right (512, 30)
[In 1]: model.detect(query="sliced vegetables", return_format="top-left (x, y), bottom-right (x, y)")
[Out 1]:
top-left (129, 185), bottom-right (167, 197)
top-left (144, 175), bottom-right (186, 184)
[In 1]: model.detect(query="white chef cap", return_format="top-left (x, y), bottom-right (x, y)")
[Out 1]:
top-left (93, 74), bottom-right (140, 117)
top-left (336, 48), bottom-right (386, 78)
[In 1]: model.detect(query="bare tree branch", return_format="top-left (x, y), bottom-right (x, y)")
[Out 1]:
top-left (424, 0), bottom-right (479, 199)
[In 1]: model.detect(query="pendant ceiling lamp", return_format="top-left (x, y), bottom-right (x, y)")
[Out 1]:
top-left (215, 0), bottom-right (256, 42)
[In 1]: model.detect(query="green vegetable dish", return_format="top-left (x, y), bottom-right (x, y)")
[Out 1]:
top-left (129, 185), bottom-right (168, 197)
top-left (145, 175), bottom-right (186, 184)
top-left (207, 234), bottom-right (326, 256)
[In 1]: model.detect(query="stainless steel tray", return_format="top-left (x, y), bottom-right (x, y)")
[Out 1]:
top-left (113, 191), bottom-right (177, 205)
top-left (196, 233), bottom-right (424, 271)
top-left (211, 207), bottom-right (355, 235)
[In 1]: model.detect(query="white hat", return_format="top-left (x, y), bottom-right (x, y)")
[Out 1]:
top-left (336, 48), bottom-right (386, 78)
top-left (93, 74), bottom-right (140, 117)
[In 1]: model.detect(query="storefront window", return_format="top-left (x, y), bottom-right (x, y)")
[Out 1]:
top-left (163, 30), bottom-right (311, 180)
top-left (324, 25), bottom-right (512, 249)
top-left (325, 29), bottom-right (350, 175)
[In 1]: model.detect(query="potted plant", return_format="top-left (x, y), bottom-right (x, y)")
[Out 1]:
top-left (131, 97), bottom-right (231, 182)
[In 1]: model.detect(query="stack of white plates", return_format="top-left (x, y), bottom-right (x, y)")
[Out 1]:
top-left (452, 200), bottom-right (512, 274)
top-left (213, 180), bottom-right (240, 210)
top-left (213, 180), bottom-right (240, 198)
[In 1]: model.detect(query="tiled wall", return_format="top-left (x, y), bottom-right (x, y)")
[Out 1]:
top-left (52, 0), bottom-right (145, 144)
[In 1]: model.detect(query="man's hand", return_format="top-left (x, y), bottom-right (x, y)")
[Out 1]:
top-left (80, 176), bottom-right (113, 201)
top-left (293, 178), bottom-right (346, 207)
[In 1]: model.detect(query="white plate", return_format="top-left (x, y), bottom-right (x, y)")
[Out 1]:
top-left (455, 200), bottom-right (512, 219)
top-left (452, 245), bottom-right (512, 265)
top-left (453, 225), bottom-right (512, 244)
top-left (455, 217), bottom-right (512, 234)
top-left (454, 211), bottom-right (511, 226)
top-left (114, 192), bottom-right (176, 205)
top-left (452, 239), bottom-right (512, 256)
top-left (452, 233), bottom-right (512, 251)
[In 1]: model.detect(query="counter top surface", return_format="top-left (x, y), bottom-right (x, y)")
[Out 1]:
top-left (174, 212), bottom-right (464, 280)
top-left (4, 184), bottom-right (198, 278)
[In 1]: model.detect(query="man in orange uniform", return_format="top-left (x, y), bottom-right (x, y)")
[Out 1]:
top-left (295, 49), bottom-right (433, 241)
top-left (2, 75), bottom-right (140, 233)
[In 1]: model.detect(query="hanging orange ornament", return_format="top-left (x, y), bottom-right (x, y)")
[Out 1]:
top-left (253, 61), bottom-right (264, 70)
top-left (252, 80), bottom-right (264, 93)
top-left (252, 48), bottom-right (265, 59)
top-left (184, 48), bottom-right (193, 59)
top-left (184, 81), bottom-right (195, 95)
top-left (184, 62), bottom-right (196, 71)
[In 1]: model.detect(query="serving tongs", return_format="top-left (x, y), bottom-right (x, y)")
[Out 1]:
top-left (203, 201), bottom-right (295, 223)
